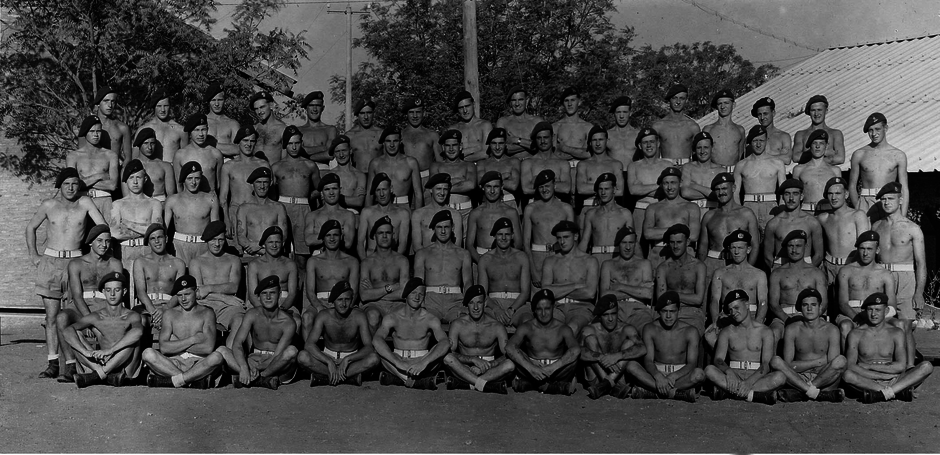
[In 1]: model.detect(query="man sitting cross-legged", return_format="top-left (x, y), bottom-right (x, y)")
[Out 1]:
top-left (505, 289), bottom-right (581, 395)
top-left (442, 285), bottom-right (515, 394)
top-left (704, 289), bottom-right (785, 405)
top-left (770, 288), bottom-right (847, 402)
top-left (372, 278), bottom-right (451, 390)
top-left (298, 281), bottom-right (379, 387)
top-left (579, 294), bottom-right (647, 400)
top-left (62, 272), bottom-right (144, 388)
top-left (842, 293), bottom-right (933, 403)
top-left (626, 291), bottom-right (705, 402)
top-left (228, 276), bottom-right (299, 390)
top-left (142, 275), bottom-right (227, 389)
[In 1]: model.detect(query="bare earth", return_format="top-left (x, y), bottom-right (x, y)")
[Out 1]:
top-left (3, 172), bottom-right (940, 453)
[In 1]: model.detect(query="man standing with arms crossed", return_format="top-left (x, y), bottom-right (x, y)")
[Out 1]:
top-left (849, 113), bottom-right (909, 219)
top-left (702, 89), bottom-right (745, 167)
top-left (298, 91), bottom-right (338, 168)
top-left (204, 83), bottom-right (240, 158)
top-left (651, 84), bottom-right (700, 165)
top-left (400, 97), bottom-right (439, 185)
top-left (496, 86), bottom-right (543, 157)
top-left (250, 91), bottom-right (287, 164)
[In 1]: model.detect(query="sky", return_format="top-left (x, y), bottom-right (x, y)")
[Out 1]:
top-left (212, 0), bottom-right (940, 122)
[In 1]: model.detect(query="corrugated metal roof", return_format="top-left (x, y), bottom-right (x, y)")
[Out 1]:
top-left (696, 34), bottom-right (940, 172)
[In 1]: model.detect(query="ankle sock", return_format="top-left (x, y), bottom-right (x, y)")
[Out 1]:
top-left (474, 378), bottom-right (487, 391)
top-left (806, 386), bottom-right (820, 399)
top-left (171, 374), bottom-right (185, 388)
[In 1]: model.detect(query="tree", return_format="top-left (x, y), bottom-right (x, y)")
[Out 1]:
top-left (628, 42), bottom-right (779, 127)
top-left (330, 0), bottom-right (635, 131)
top-left (0, 0), bottom-right (308, 182)
top-left (330, 1), bottom-right (776, 134)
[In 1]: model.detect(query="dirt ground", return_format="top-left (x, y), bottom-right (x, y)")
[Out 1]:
top-left (3, 168), bottom-right (940, 453)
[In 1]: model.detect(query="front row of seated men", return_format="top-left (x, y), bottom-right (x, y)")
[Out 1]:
top-left (60, 267), bottom-right (932, 403)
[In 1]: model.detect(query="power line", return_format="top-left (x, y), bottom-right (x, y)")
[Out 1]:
top-left (674, 0), bottom-right (822, 52)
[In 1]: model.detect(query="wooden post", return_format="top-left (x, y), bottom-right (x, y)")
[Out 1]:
top-left (345, 4), bottom-right (354, 130)
top-left (463, 0), bottom-right (480, 117)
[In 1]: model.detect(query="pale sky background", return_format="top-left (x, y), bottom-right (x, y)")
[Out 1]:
top-left (213, 0), bottom-right (940, 122)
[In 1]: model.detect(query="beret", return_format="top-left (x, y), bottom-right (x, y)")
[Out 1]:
top-left (234, 125), bottom-right (258, 144)
top-left (203, 82), bottom-right (224, 103)
top-left (693, 131), bottom-right (714, 149)
top-left (428, 210), bottom-right (453, 229)
top-left (401, 277), bottom-right (425, 300)
top-left (179, 161), bottom-right (202, 184)
top-left (778, 178), bottom-right (804, 194)
top-left (593, 294), bottom-right (618, 317)
top-left (370, 172), bottom-right (391, 194)
top-left (489, 217), bottom-right (513, 237)
top-left (281, 125), bottom-right (303, 150)
top-left (425, 173), bottom-right (452, 189)
top-left (723, 289), bottom-right (749, 307)
top-left (201, 220), bottom-right (227, 241)
top-left (479, 171), bottom-right (502, 187)
top-left (121, 159), bottom-right (145, 182)
top-left (93, 86), bottom-right (117, 106)
top-left (782, 229), bottom-right (808, 246)
top-left (97, 271), bottom-right (126, 292)
top-left (560, 86), bottom-right (579, 99)
top-left (593, 173), bottom-right (616, 193)
top-left (144, 223), bottom-right (166, 246)
top-left (401, 97), bottom-right (423, 112)
top-left (254, 275), bottom-right (280, 296)
top-left (329, 280), bottom-right (353, 302)
top-left (505, 85), bottom-right (525, 102)
top-left (318, 172), bottom-right (340, 192)
top-left (532, 289), bottom-right (555, 305)
top-left (711, 172), bottom-right (734, 190)
top-left (317, 219), bottom-right (342, 240)
top-left (805, 129), bottom-right (829, 149)
top-left (55, 167), bottom-right (81, 188)
top-left (149, 88), bottom-right (171, 107)
top-left (723, 229), bottom-right (751, 249)
top-left (588, 124), bottom-right (607, 141)
top-left (258, 226), bottom-right (284, 246)
top-left (529, 122), bottom-right (553, 142)
top-left (750, 97), bottom-right (775, 117)
top-left (378, 126), bottom-right (401, 144)
top-left (876, 182), bottom-right (902, 199)
top-left (329, 135), bottom-right (350, 156)
top-left (634, 127), bottom-right (658, 148)
top-left (863, 112), bottom-right (887, 133)
top-left (804, 95), bottom-right (828, 115)
top-left (664, 223), bottom-right (690, 240)
top-left (862, 292), bottom-right (889, 308)
top-left (796, 288), bottom-right (822, 311)
top-left (824, 176), bottom-right (847, 195)
top-left (746, 125), bottom-right (768, 144)
top-left (710, 89), bottom-right (734, 109)
top-left (655, 291), bottom-right (680, 311)
top-left (85, 224), bottom-right (110, 244)
top-left (133, 128), bottom-right (156, 148)
top-left (451, 90), bottom-right (474, 111)
top-left (183, 113), bottom-right (208, 133)
top-left (246, 167), bottom-right (272, 184)
top-left (249, 91), bottom-right (274, 107)
top-left (171, 274), bottom-right (197, 295)
top-left (301, 91), bottom-right (324, 108)
top-left (77, 115), bottom-right (102, 138)
top-left (486, 128), bottom-right (507, 144)
top-left (664, 84), bottom-right (688, 101)
top-left (551, 220), bottom-right (579, 236)
top-left (463, 284), bottom-right (486, 306)
top-left (439, 129), bottom-right (462, 145)
top-left (534, 169), bottom-right (555, 188)
top-left (353, 99), bottom-right (376, 115)
top-left (608, 95), bottom-right (632, 113)
top-left (855, 230), bottom-right (880, 247)
top-left (657, 167), bottom-right (681, 184)
top-left (614, 226), bottom-right (637, 246)
top-left (369, 215), bottom-right (393, 239)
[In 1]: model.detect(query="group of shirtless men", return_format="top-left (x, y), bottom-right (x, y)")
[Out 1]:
top-left (26, 82), bottom-right (932, 403)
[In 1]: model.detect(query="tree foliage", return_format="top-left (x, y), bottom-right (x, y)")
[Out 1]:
top-left (0, 0), bottom-right (309, 182)
top-left (329, 0), bottom-right (776, 133)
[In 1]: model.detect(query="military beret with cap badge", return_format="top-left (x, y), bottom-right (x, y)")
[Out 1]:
top-left (329, 135), bottom-right (350, 156)
top-left (121, 159), bottom-right (145, 182)
top-left (863, 112), bottom-right (887, 133)
top-left (782, 229), bottom-right (808, 246)
top-left (593, 294), bottom-right (618, 317)
top-left (133, 128), bottom-right (156, 148)
top-left (551, 220), bottom-right (579, 236)
top-left (55, 167), bottom-right (81, 189)
top-left (855, 230), bottom-right (880, 247)
top-left (608, 95), bottom-right (632, 113)
top-left (479, 171), bottom-right (502, 187)
top-left (318, 172), bottom-right (341, 192)
top-left (425, 173), bottom-right (452, 189)
top-left (183, 113), bottom-right (208, 133)
top-left (634, 127), bottom-right (659, 148)
top-left (201, 220), bottom-right (227, 242)
top-left (664, 223), bottom-right (690, 241)
top-left (861, 292), bottom-right (890, 308)
top-left (489, 217), bottom-right (513, 237)
top-left (401, 277), bottom-right (425, 300)
top-left (877, 182), bottom-right (902, 199)
top-left (804, 94), bottom-right (828, 115)
top-left (378, 125), bottom-right (401, 144)
top-left (746, 125), bottom-right (768, 144)
top-left (593, 172), bottom-right (617, 193)
top-left (93, 85), bottom-right (117, 106)
top-left (655, 290), bottom-right (680, 311)
top-left (722, 289), bottom-right (750, 312)
top-left (824, 176), bottom-right (847, 195)
top-left (711, 172), bottom-right (734, 190)
top-left (254, 275), bottom-right (280, 296)
top-left (369, 215), bottom-right (393, 239)
top-left (486, 128), bottom-right (508, 144)
top-left (451, 90), bottom-right (474, 111)
top-left (657, 166), bottom-right (682, 185)
top-left (85, 224), bottom-right (110, 245)
top-left (534, 169), bottom-right (556, 188)
top-left (796, 288), bottom-right (822, 311)
top-left (401, 97), bottom-right (423, 113)
top-left (353, 99), bottom-right (377, 115)
top-left (144, 223), bottom-right (166, 246)
top-left (439, 129), bottom-right (462, 145)
top-left (664, 84), bottom-right (688, 102)
top-left (258, 226), bottom-right (284, 246)
top-left (249, 91), bottom-right (274, 107)
top-left (614, 226), bottom-right (637, 247)
top-left (723, 229), bottom-right (751, 249)
top-left (587, 124), bottom-right (607, 141)
top-left (777, 178), bottom-right (804, 194)
top-left (751, 97), bottom-right (776, 118)
top-left (463, 284), bottom-right (486, 306)
top-left (178, 162), bottom-right (204, 185)
top-left (370, 172), bottom-right (391, 194)
top-left (301, 91), bottom-right (324, 109)
top-left (710, 89), bottom-right (735, 109)
top-left (281, 125), bottom-right (303, 150)
top-left (234, 125), bottom-right (258, 144)
top-left (693, 131), bottom-right (714, 149)
top-left (246, 167), bottom-right (272, 184)
top-left (203, 82), bottom-right (224, 103)
top-left (77, 115), bottom-right (102, 138)
top-left (805, 129), bottom-right (829, 149)
top-left (329, 280), bottom-right (353, 303)
top-left (428, 210), bottom-right (453, 230)
top-left (171, 274), bottom-right (197, 296)
top-left (529, 121), bottom-right (553, 142)
top-left (317, 219), bottom-right (342, 241)
top-left (97, 271), bottom-right (127, 292)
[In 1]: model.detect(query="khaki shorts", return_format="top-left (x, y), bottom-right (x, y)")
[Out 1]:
top-left (891, 269), bottom-right (916, 319)
top-left (170, 352), bottom-right (205, 371)
top-left (557, 300), bottom-right (594, 326)
top-left (65, 297), bottom-right (108, 315)
top-left (282, 201), bottom-right (312, 255)
top-left (119, 243), bottom-right (149, 269)
top-left (743, 201), bottom-right (778, 238)
top-left (199, 293), bottom-right (247, 331)
top-left (360, 299), bottom-right (403, 316)
top-left (36, 255), bottom-right (71, 299)
top-left (618, 299), bottom-right (653, 329)
top-left (173, 238), bottom-right (208, 265)
top-left (678, 306), bottom-right (705, 335)
top-left (248, 350), bottom-right (276, 371)
top-left (424, 291), bottom-right (463, 323)
top-left (90, 196), bottom-right (113, 225)
top-left (703, 255), bottom-right (726, 282)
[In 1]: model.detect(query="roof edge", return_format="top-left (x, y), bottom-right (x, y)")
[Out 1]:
top-left (829, 33), bottom-right (940, 50)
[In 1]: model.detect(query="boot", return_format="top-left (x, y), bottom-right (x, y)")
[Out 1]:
top-left (586, 381), bottom-right (613, 400)
top-left (40, 360), bottom-right (60, 379)
top-left (75, 372), bottom-right (104, 389)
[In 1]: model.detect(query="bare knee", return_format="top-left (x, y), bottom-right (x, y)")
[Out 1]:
top-left (770, 356), bottom-right (786, 370)
top-left (442, 353), bottom-right (458, 368)
top-left (367, 309), bottom-right (382, 327)
top-left (362, 353), bottom-right (380, 369)
top-left (830, 355), bottom-right (847, 370)
top-left (917, 361), bottom-right (934, 376)
top-left (283, 346), bottom-right (299, 360)
top-left (142, 348), bottom-right (158, 363)
top-left (690, 368), bottom-right (706, 383)
top-left (206, 351), bottom-right (224, 366)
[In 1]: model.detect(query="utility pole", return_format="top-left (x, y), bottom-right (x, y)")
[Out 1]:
top-left (328, 3), bottom-right (369, 130)
top-left (462, 0), bottom-right (480, 117)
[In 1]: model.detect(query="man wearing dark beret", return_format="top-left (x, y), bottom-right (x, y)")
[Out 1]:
top-left (372, 277), bottom-right (450, 390)
top-left (704, 229), bottom-right (767, 350)
top-left (792, 129), bottom-right (841, 214)
top-left (520, 122), bottom-right (572, 197)
top-left (681, 132), bottom-right (733, 216)
top-left (505, 289), bottom-right (581, 395)
top-left (842, 292), bottom-right (934, 403)
top-left (356, 171), bottom-right (411, 259)
top-left (61, 270), bottom-right (145, 388)
top-left (410, 173), bottom-right (463, 251)
top-left (552, 87), bottom-right (592, 167)
top-left (271, 125), bottom-right (321, 268)
top-left (654, 223), bottom-right (707, 334)
top-left (733, 125), bottom-right (787, 237)
top-left (496, 86), bottom-right (544, 156)
top-left (651, 83), bottom-right (701, 165)
top-left (626, 291), bottom-right (705, 402)
top-left (771, 288), bottom-right (846, 402)
top-left (55, 224), bottom-right (124, 382)
top-left (477, 216), bottom-right (530, 326)
top-left (764, 179), bottom-right (824, 269)
top-left (359, 215), bottom-right (411, 332)
top-left (817, 176), bottom-right (869, 286)
top-left (704, 289), bottom-right (784, 405)
top-left (68, 115), bottom-right (120, 224)
top-left (579, 172), bottom-right (633, 263)
top-left (792, 94), bottom-right (845, 166)
top-left (132, 127), bottom-right (176, 203)
top-left (467, 169), bottom-right (522, 265)
top-left (298, 280), bottom-right (379, 386)
top-left (173, 113), bottom-right (224, 192)
top-left (137, 90), bottom-right (188, 163)
top-left (220, 125), bottom-right (271, 237)
top-left (430, 128), bottom-right (476, 231)
top-left (188, 220), bottom-right (247, 347)
top-left (366, 125), bottom-right (423, 209)
top-left (768, 229), bottom-right (827, 344)
top-left (346, 98), bottom-right (382, 174)
top-left (235, 167), bottom-right (288, 260)
top-left (27, 167), bottom-right (107, 379)
top-left (605, 95), bottom-right (640, 172)
top-left (204, 83), bottom-right (241, 158)
top-left (872, 182), bottom-right (924, 325)
top-left (297, 90), bottom-right (339, 170)
top-left (522, 168), bottom-right (575, 288)
top-left (849, 112), bottom-right (909, 218)
top-left (306, 172), bottom-right (358, 255)
top-left (323, 135), bottom-right (368, 209)
top-left (245, 226), bottom-right (303, 337)
top-left (228, 274), bottom-right (299, 390)
top-left (751, 96), bottom-right (793, 164)
top-left (579, 294), bottom-right (647, 399)
top-left (165, 161), bottom-right (220, 264)
top-left (250, 90), bottom-right (288, 165)
top-left (645, 167), bottom-right (700, 270)
top-left (302, 219), bottom-right (360, 340)
top-left (132, 223), bottom-right (186, 333)
top-left (414, 210), bottom-right (472, 324)
top-left (476, 129), bottom-right (522, 206)
top-left (400, 97), bottom-right (439, 186)
top-left (441, 284), bottom-right (515, 394)
top-left (699, 172), bottom-right (760, 280)
top-left (574, 126), bottom-right (624, 211)
top-left (89, 86), bottom-right (131, 162)
top-left (111, 159), bottom-right (163, 268)
top-left (599, 226), bottom-right (654, 331)
top-left (538, 220), bottom-right (599, 335)
top-left (447, 89), bottom-right (493, 162)
top-left (701, 89), bottom-right (745, 167)
top-left (626, 127), bottom-right (674, 244)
